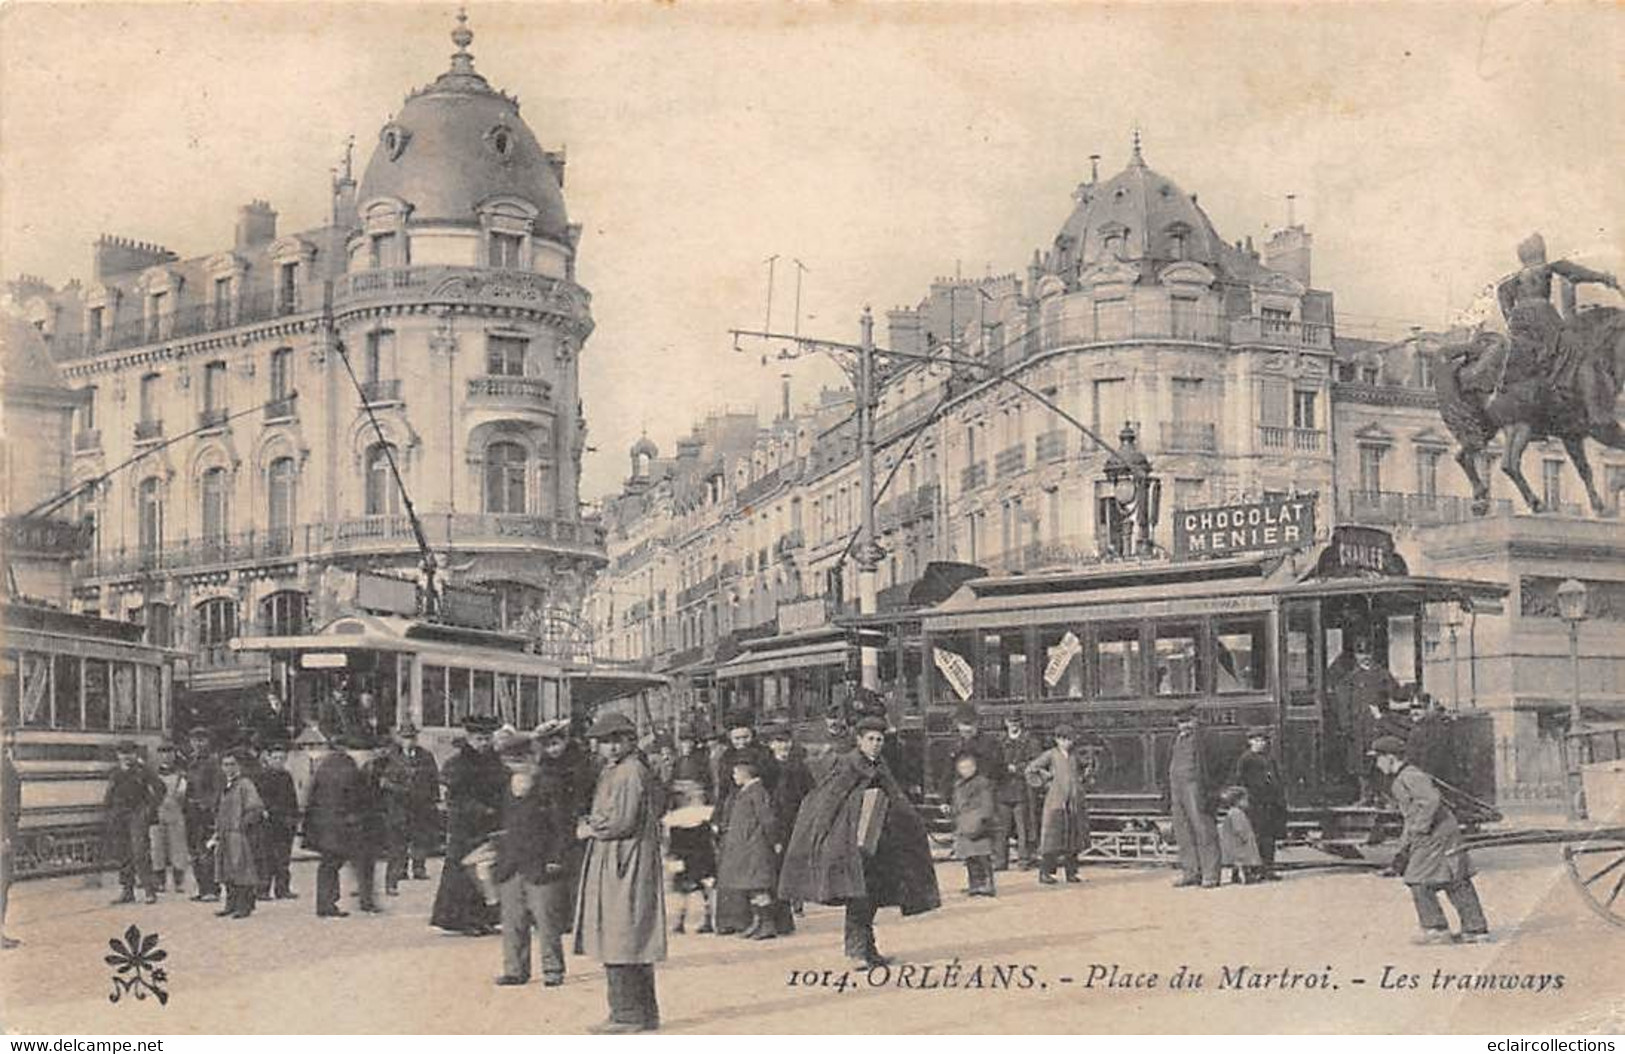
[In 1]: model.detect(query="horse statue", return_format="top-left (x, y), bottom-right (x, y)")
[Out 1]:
top-left (1434, 303), bottom-right (1625, 516)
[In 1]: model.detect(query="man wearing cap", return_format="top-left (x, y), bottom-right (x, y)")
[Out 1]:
top-left (103, 741), bottom-right (165, 905)
top-left (254, 740), bottom-right (300, 899)
top-left (1372, 736), bottom-right (1490, 944)
top-left (182, 727), bottom-right (224, 902)
top-left (671, 725), bottom-right (712, 801)
top-left (1329, 636), bottom-right (1403, 803)
top-left (304, 730), bottom-right (364, 918)
top-left (1025, 725), bottom-right (1093, 884)
top-left (210, 750), bottom-right (266, 919)
top-left (1168, 708), bottom-right (1221, 889)
top-left (996, 713), bottom-right (1042, 870)
top-left (374, 723), bottom-right (437, 894)
top-left (779, 715), bottom-right (941, 968)
top-left (805, 708), bottom-right (853, 786)
top-left (1231, 728), bottom-right (1287, 881)
top-left (574, 712), bottom-right (667, 1033)
top-left (432, 716), bottom-right (505, 935)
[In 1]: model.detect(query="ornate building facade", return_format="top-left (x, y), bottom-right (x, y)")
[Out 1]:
top-left (10, 17), bottom-right (605, 709)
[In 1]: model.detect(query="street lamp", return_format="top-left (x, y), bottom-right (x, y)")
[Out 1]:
top-left (1556, 577), bottom-right (1588, 820)
top-left (1101, 423), bottom-right (1158, 556)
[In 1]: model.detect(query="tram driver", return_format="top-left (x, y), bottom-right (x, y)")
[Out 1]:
top-left (1327, 633), bottom-right (1404, 804)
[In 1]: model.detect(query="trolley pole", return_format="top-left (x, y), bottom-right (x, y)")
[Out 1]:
top-left (855, 307), bottom-right (881, 692)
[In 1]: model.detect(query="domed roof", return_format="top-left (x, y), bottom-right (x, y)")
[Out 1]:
top-left (631, 434), bottom-right (659, 460)
top-left (356, 14), bottom-right (569, 241)
top-left (1054, 137), bottom-right (1237, 277)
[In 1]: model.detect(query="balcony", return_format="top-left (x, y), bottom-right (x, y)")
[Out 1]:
top-left (1035, 429), bottom-right (1067, 463)
top-left (133, 419), bottom-right (164, 443)
top-left (775, 530), bottom-right (805, 557)
top-left (1229, 316), bottom-right (1333, 349)
top-left (1292, 428), bottom-right (1324, 453)
top-left (360, 378), bottom-right (402, 405)
top-left (73, 527), bottom-right (298, 578)
top-left (332, 265), bottom-right (589, 319)
top-left (197, 407), bottom-right (230, 432)
top-left (718, 560), bottom-right (740, 582)
top-left (961, 462), bottom-right (988, 492)
top-left (56, 289), bottom-right (293, 360)
top-left (1339, 490), bottom-right (1513, 527)
top-left (995, 444), bottom-right (1027, 479)
top-left (1260, 426), bottom-right (1324, 452)
top-left (73, 429), bottom-right (102, 454)
top-left (1161, 421), bottom-right (1217, 453)
top-left (466, 375), bottom-right (553, 406)
top-left (677, 573), bottom-right (720, 609)
top-left (263, 396), bottom-right (297, 422)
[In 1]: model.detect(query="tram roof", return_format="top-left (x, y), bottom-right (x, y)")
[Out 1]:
top-left (232, 612), bottom-right (539, 654)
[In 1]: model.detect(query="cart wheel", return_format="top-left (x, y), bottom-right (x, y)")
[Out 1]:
top-left (1562, 837), bottom-right (1625, 928)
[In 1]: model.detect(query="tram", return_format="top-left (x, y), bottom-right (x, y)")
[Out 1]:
top-left (2, 601), bottom-right (174, 877)
top-left (231, 612), bottom-right (665, 765)
top-left (917, 525), bottom-right (1507, 854)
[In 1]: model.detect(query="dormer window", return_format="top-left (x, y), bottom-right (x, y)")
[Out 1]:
top-left (278, 262), bottom-right (298, 314)
top-left (487, 124), bottom-right (514, 159)
top-left (490, 231), bottom-right (524, 269)
top-left (88, 306), bottom-right (104, 345)
top-left (213, 276), bottom-right (235, 327)
top-left (369, 231), bottom-right (400, 269)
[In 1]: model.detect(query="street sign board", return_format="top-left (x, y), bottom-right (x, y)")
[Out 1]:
top-left (1172, 495), bottom-right (1317, 558)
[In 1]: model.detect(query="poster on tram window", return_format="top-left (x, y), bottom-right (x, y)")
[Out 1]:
top-left (4, 1), bottom-right (1624, 1043)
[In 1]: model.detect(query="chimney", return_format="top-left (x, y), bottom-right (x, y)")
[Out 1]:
top-left (236, 200), bottom-right (277, 249)
top-left (1285, 193), bottom-right (1297, 228)
top-left (779, 373), bottom-right (792, 423)
top-left (1089, 154), bottom-right (1101, 183)
top-left (331, 136), bottom-right (357, 227)
top-left (1263, 225), bottom-right (1314, 287)
top-left (92, 235), bottom-right (177, 282)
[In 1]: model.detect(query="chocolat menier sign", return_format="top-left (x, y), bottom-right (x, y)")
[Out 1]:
top-left (1172, 495), bottom-right (1317, 558)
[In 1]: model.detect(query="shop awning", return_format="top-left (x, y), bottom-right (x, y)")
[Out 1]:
top-left (714, 639), bottom-right (849, 680)
top-left (568, 669), bottom-right (669, 708)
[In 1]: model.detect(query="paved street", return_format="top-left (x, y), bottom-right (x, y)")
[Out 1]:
top-left (2, 843), bottom-right (1620, 1035)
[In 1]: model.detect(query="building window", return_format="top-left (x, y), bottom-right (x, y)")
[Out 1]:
top-left (484, 441), bottom-right (528, 514)
top-left (368, 231), bottom-right (399, 269)
top-left (1542, 460), bottom-right (1563, 509)
top-left (364, 330), bottom-right (393, 383)
top-left (138, 477), bottom-right (163, 554)
top-left (1416, 448), bottom-right (1442, 499)
top-left (489, 232), bottom-right (524, 269)
top-left (139, 373), bottom-right (161, 426)
top-left (195, 599), bottom-right (238, 664)
top-left (1170, 296), bottom-right (1200, 339)
top-left (213, 276), bottom-right (233, 325)
top-left (203, 361), bottom-right (227, 414)
top-left (269, 348), bottom-right (291, 404)
top-left (1292, 390), bottom-right (1317, 430)
top-left (1358, 445), bottom-right (1385, 494)
top-left (486, 335), bottom-right (527, 377)
top-left (1415, 352), bottom-right (1434, 390)
top-left (1360, 365), bottom-right (1380, 385)
top-left (365, 443), bottom-right (401, 515)
top-left (267, 457), bottom-right (297, 543)
top-left (1337, 362), bottom-right (1356, 383)
top-left (1261, 306), bottom-right (1292, 334)
top-left (80, 386), bottom-right (97, 432)
top-left (88, 307), bottom-right (104, 344)
top-left (1258, 379), bottom-right (1289, 428)
top-left (1173, 477), bottom-right (1205, 510)
top-left (138, 603), bottom-right (173, 648)
top-left (260, 591), bottom-right (307, 636)
top-left (200, 467), bottom-right (230, 544)
top-left (1092, 378), bottom-right (1127, 436)
top-left (277, 261), bottom-right (299, 313)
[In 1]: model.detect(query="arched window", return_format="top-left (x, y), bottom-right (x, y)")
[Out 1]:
top-left (200, 467), bottom-right (229, 550)
top-left (484, 441), bottom-right (527, 514)
top-left (260, 590), bottom-right (307, 636)
top-left (365, 443), bottom-right (401, 515)
top-left (267, 457), bottom-right (297, 550)
top-left (138, 478), bottom-right (163, 556)
top-left (195, 598), bottom-right (238, 667)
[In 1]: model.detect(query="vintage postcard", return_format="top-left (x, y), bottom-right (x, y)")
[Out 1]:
top-left (1, 1), bottom-right (1622, 1037)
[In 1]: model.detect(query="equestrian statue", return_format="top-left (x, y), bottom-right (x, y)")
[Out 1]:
top-left (1433, 233), bottom-right (1624, 516)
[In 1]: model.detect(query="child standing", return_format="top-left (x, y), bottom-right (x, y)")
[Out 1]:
top-left (951, 751), bottom-right (997, 897)
top-left (1217, 786), bottom-right (1262, 885)
top-left (662, 780), bottom-right (716, 934)
top-left (716, 758), bottom-right (780, 940)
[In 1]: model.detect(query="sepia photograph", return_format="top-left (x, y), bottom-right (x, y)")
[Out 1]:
top-left (0, 0), bottom-right (1622, 1038)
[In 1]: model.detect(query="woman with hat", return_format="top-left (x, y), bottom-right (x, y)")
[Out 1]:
top-left (574, 712), bottom-right (667, 1033)
top-left (1024, 725), bottom-right (1093, 885)
top-left (1372, 736), bottom-right (1490, 944)
top-left (432, 716), bottom-right (506, 935)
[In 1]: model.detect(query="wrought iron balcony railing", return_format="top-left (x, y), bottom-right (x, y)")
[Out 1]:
top-left (133, 419), bottom-right (164, 442)
top-left (359, 378), bottom-right (402, 405)
top-left (466, 375), bottom-right (553, 403)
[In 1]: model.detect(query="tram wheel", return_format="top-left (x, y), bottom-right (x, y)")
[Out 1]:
top-left (1562, 836), bottom-right (1625, 929)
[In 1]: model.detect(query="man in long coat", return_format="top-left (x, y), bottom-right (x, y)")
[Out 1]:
top-left (182, 727), bottom-right (223, 902)
top-left (210, 750), bottom-right (265, 919)
top-left (1168, 708), bottom-right (1220, 888)
top-left (996, 713), bottom-right (1042, 870)
top-left (373, 723), bottom-right (437, 894)
top-left (103, 741), bottom-right (164, 904)
top-left (303, 731), bottom-right (366, 918)
top-left (1025, 725), bottom-right (1092, 884)
top-left (778, 715), bottom-right (940, 968)
top-left (574, 713), bottom-right (666, 1033)
top-left (253, 740), bottom-right (300, 899)
top-left (1373, 736), bottom-right (1489, 943)
top-left (432, 716), bottom-right (506, 934)
top-left (1329, 637), bottom-right (1401, 802)
top-left (1230, 727), bottom-right (1287, 881)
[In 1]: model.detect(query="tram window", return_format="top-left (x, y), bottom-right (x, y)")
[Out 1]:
top-left (541, 678), bottom-right (560, 721)
top-left (423, 665), bottom-right (448, 727)
top-left (19, 653), bottom-right (51, 727)
top-left (495, 673), bottom-right (517, 725)
top-left (449, 667), bottom-right (472, 724)
top-left (1387, 615), bottom-right (1418, 688)
top-left (520, 676), bottom-right (540, 728)
top-left (1038, 626), bottom-right (1085, 699)
top-left (136, 665), bottom-right (162, 730)
top-left (1213, 616), bottom-right (1269, 694)
top-left (84, 659), bottom-right (111, 730)
top-left (930, 633), bottom-right (977, 704)
top-left (978, 629), bottom-right (1027, 702)
top-left (1153, 624), bottom-right (1201, 696)
top-left (111, 664), bottom-right (138, 729)
top-left (1096, 625), bottom-right (1143, 699)
top-left (472, 670), bottom-right (495, 717)
top-left (53, 655), bottom-right (82, 729)
top-left (1286, 607), bottom-right (1315, 698)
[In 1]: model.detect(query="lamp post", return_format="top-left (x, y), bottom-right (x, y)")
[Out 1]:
top-left (1101, 423), bottom-right (1157, 556)
top-left (1555, 577), bottom-right (1588, 820)
top-left (1446, 603), bottom-right (1464, 710)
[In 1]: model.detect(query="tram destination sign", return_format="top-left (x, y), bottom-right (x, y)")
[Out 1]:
top-left (1172, 495), bottom-right (1316, 558)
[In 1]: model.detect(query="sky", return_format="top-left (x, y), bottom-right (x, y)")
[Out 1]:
top-left (2, 2), bottom-right (1621, 501)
